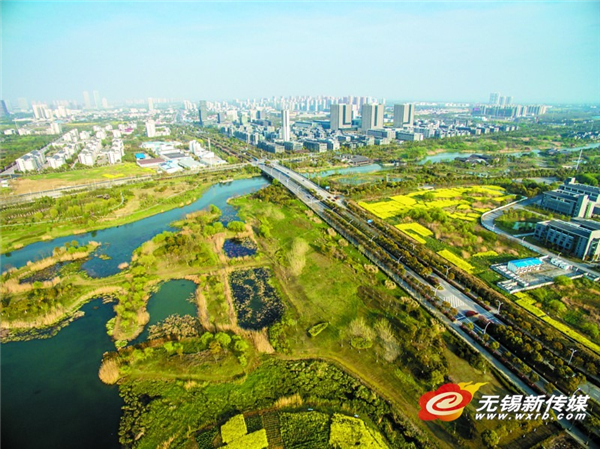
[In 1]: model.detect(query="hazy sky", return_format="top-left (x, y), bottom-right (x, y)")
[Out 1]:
top-left (2, 1), bottom-right (599, 104)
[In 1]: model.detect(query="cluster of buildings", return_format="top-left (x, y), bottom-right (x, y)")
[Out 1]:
top-left (145, 120), bottom-right (171, 138)
top-left (493, 256), bottom-right (580, 293)
top-left (472, 92), bottom-right (547, 119)
top-left (213, 97), bottom-right (519, 154)
top-left (534, 178), bottom-right (600, 261)
top-left (78, 138), bottom-right (124, 167)
top-left (136, 140), bottom-right (225, 173)
top-left (15, 129), bottom-right (79, 172)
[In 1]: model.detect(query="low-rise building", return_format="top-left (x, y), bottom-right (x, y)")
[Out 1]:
top-left (534, 218), bottom-right (600, 261)
top-left (540, 178), bottom-right (599, 218)
top-left (137, 157), bottom-right (165, 168)
top-left (303, 140), bottom-right (328, 153)
top-left (507, 258), bottom-right (543, 274)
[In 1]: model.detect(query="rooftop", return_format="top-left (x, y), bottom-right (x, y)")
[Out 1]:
top-left (509, 258), bottom-right (543, 268)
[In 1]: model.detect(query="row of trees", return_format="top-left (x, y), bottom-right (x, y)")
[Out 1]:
top-left (344, 200), bottom-right (600, 389)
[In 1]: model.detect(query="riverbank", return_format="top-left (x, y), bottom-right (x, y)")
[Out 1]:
top-left (0, 170), bottom-right (258, 255)
top-left (98, 184), bottom-right (550, 448)
top-left (0, 242), bottom-right (128, 341)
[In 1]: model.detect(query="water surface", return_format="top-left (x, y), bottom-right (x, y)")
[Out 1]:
top-left (1, 299), bottom-right (122, 449)
top-left (2, 177), bottom-right (268, 276)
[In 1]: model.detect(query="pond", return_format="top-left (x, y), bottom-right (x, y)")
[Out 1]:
top-left (19, 261), bottom-right (67, 284)
top-left (1, 177), bottom-right (269, 449)
top-left (223, 238), bottom-right (257, 258)
top-left (228, 267), bottom-right (283, 330)
top-left (1, 176), bottom-right (268, 277)
top-left (1, 298), bottom-right (122, 449)
top-left (132, 279), bottom-right (198, 344)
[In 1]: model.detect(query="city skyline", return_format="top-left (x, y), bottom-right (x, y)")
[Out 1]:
top-left (2, 1), bottom-right (599, 104)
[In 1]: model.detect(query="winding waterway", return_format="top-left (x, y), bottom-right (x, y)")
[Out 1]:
top-left (2, 177), bottom-right (268, 276)
top-left (2, 145), bottom-right (598, 447)
top-left (1, 177), bottom-right (266, 449)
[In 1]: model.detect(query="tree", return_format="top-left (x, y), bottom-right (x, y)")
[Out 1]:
top-left (215, 332), bottom-right (232, 349)
top-left (227, 221), bottom-right (245, 233)
top-left (482, 429), bottom-right (500, 448)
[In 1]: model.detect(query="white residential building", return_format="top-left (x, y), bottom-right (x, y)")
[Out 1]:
top-left (16, 155), bottom-right (39, 172)
top-left (48, 154), bottom-right (66, 169)
top-left (146, 120), bottom-right (156, 137)
top-left (78, 150), bottom-right (96, 166)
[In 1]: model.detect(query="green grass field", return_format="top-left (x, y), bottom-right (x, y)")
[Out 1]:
top-left (26, 162), bottom-right (154, 182)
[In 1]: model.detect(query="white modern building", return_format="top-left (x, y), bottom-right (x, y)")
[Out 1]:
top-left (361, 104), bottom-right (384, 131)
top-left (146, 120), bottom-right (156, 138)
top-left (393, 103), bottom-right (415, 127)
top-left (281, 109), bottom-right (290, 141)
top-left (330, 104), bottom-right (353, 131)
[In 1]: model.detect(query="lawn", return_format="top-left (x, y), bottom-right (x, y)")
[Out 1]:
top-left (10, 163), bottom-right (155, 195)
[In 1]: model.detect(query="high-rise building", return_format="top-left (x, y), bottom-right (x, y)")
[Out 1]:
top-left (393, 104), bottom-right (415, 127)
top-left (499, 96), bottom-right (506, 106)
top-left (489, 93), bottom-right (500, 105)
top-left (83, 91), bottom-right (91, 109)
top-left (361, 104), bottom-right (384, 131)
top-left (145, 120), bottom-right (156, 138)
top-left (32, 103), bottom-right (44, 120)
top-left (148, 97), bottom-right (154, 112)
top-left (101, 98), bottom-right (109, 109)
top-left (330, 104), bottom-right (352, 131)
top-left (198, 100), bottom-right (208, 127)
top-left (17, 97), bottom-right (29, 111)
top-left (0, 100), bottom-right (10, 118)
top-left (93, 91), bottom-right (101, 109)
top-left (281, 109), bottom-right (290, 141)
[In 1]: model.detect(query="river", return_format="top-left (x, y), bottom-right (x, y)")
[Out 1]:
top-left (0, 177), bottom-right (264, 449)
top-left (1, 177), bottom-right (268, 276)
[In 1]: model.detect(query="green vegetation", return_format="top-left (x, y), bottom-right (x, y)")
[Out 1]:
top-left (308, 322), bottom-right (329, 337)
top-left (280, 411), bottom-right (330, 448)
top-left (0, 241), bottom-right (125, 339)
top-left (329, 413), bottom-right (389, 449)
top-left (1, 174), bottom-right (219, 254)
top-left (0, 134), bottom-right (55, 168)
top-left (221, 414), bottom-right (248, 443)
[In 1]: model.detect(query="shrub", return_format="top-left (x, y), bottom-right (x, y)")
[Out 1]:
top-left (98, 358), bottom-right (120, 385)
top-left (308, 322), bottom-right (329, 337)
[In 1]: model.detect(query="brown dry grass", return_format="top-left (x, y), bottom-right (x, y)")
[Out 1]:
top-left (274, 393), bottom-right (303, 409)
top-left (98, 358), bottom-right (120, 384)
top-left (194, 285), bottom-right (211, 330)
top-left (156, 435), bottom-right (177, 449)
top-left (1, 277), bottom-right (61, 295)
top-left (246, 329), bottom-right (275, 354)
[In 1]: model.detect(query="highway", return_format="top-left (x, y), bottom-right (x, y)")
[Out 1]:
top-left (257, 161), bottom-right (598, 447)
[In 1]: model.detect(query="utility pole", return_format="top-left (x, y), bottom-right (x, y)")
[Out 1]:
top-left (568, 348), bottom-right (577, 365)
